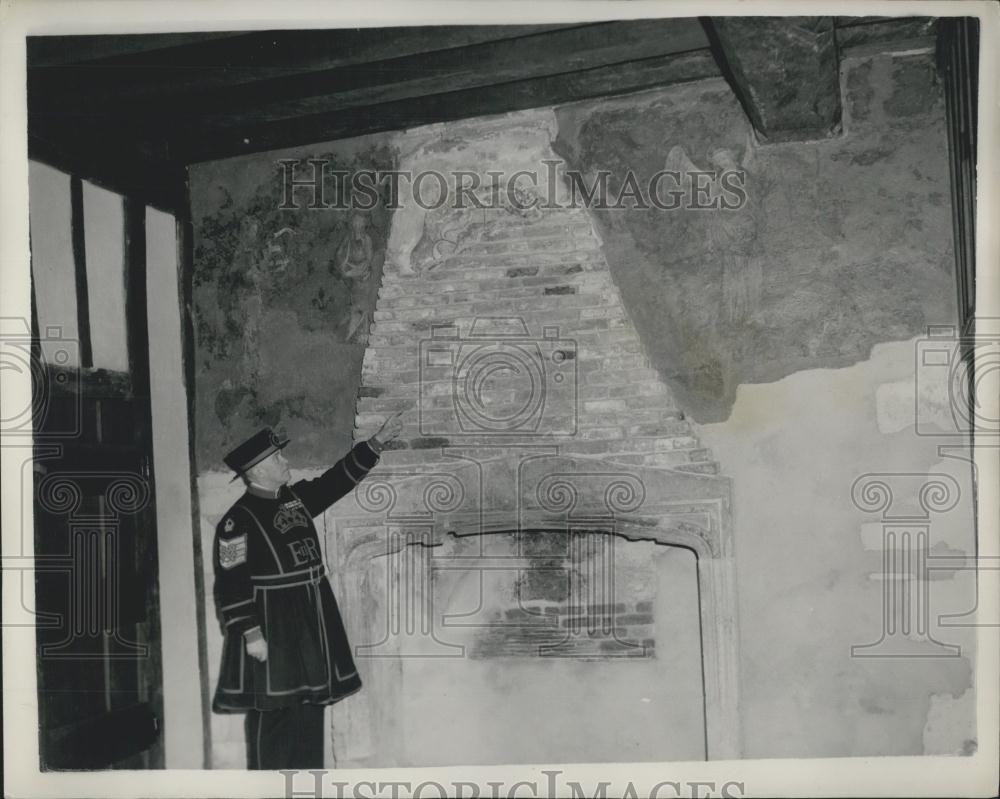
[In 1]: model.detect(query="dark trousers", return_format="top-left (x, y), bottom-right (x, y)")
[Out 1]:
top-left (245, 703), bottom-right (326, 769)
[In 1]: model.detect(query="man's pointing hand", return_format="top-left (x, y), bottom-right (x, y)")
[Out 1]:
top-left (373, 411), bottom-right (404, 446)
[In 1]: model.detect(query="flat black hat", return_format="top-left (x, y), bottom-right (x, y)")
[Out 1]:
top-left (223, 427), bottom-right (289, 480)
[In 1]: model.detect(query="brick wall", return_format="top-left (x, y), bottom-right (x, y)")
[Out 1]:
top-left (468, 530), bottom-right (658, 659)
top-left (472, 598), bottom-right (657, 659)
top-left (355, 190), bottom-right (718, 476)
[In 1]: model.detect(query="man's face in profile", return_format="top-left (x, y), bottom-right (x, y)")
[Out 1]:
top-left (247, 448), bottom-right (291, 487)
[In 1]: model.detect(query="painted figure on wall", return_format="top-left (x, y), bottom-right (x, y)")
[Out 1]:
top-left (234, 217), bottom-right (266, 384)
top-left (332, 212), bottom-right (376, 344)
top-left (664, 138), bottom-right (766, 328)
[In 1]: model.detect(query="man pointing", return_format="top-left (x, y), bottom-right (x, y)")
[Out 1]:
top-left (211, 413), bottom-right (402, 769)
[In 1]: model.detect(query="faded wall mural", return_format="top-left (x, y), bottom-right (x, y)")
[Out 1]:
top-left (191, 139), bottom-right (394, 467)
top-left (555, 52), bottom-right (956, 422)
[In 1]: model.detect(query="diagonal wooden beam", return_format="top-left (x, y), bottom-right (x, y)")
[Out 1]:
top-left (704, 16), bottom-right (842, 142)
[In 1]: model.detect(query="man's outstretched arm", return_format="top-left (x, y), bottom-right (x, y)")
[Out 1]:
top-left (292, 413), bottom-right (403, 516)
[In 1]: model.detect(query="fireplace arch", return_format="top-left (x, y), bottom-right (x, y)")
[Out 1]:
top-left (322, 452), bottom-right (740, 764)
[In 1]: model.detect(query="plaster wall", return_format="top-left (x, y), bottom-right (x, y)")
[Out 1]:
top-left (146, 207), bottom-right (205, 767)
top-left (700, 339), bottom-right (976, 758)
top-left (27, 161), bottom-right (80, 365)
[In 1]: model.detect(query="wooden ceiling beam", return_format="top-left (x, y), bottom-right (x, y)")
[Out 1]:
top-left (173, 49), bottom-right (721, 163)
top-left (52, 19), bottom-right (710, 131)
top-left (25, 17), bottom-right (940, 172)
top-left (28, 25), bottom-right (580, 105)
top-left (26, 33), bottom-right (249, 67)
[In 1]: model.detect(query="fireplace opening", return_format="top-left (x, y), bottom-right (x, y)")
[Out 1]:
top-left (341, 528), bottom-right (706, 765)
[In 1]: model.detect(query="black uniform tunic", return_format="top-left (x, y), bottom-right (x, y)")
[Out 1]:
top-left (211, 440), bottom-right (380, 713)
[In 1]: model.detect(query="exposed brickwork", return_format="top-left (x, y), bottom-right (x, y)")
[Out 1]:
top-left (354, 203), bottom-right (718, 475)
top-left (471, 598), bottom-right (656, 660)
top-left (460, 528), bottom-right (658, 661)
